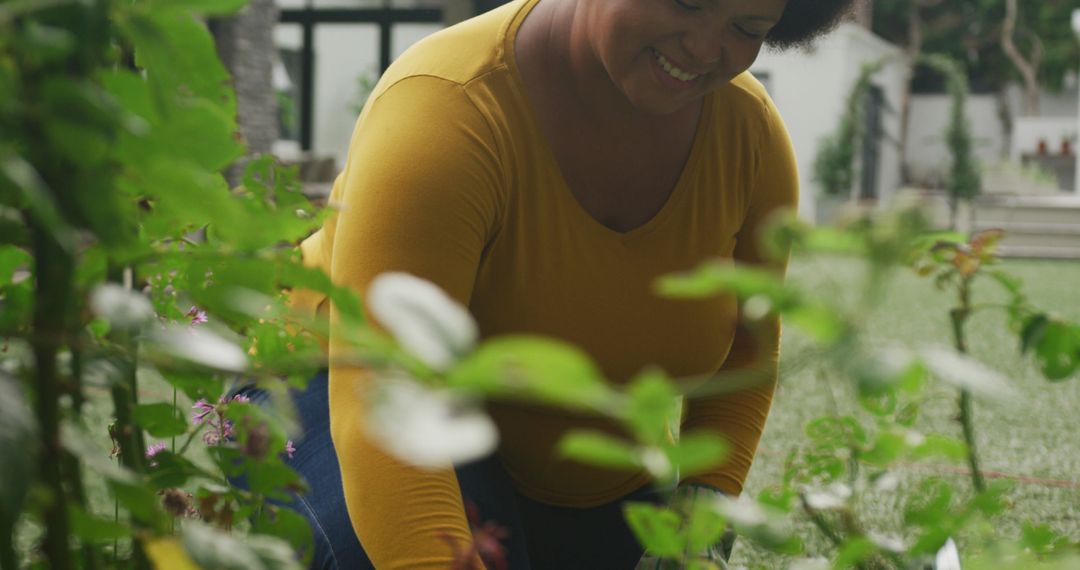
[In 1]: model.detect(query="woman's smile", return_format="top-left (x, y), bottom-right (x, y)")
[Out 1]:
top-left (650, 49), bottom-right (704, 88)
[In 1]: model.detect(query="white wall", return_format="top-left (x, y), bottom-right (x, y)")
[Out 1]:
top-left (1005, 81), bottom-right (1080, 118)
top-left (1011, 116), bottom-right (1078, 161)
top-left (753, 23), bottom-right (906, 221)
top-left (905, 94), bottom-right (1006, 187)
top-left (273, 20), bottom-right (444, 168)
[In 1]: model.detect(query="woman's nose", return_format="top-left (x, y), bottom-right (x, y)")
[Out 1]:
top-left (681, 21), bottom-right (726, 68)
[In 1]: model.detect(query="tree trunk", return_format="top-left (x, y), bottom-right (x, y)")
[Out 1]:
top-left (213, 0), bottom-right (279, 184)
top-left (995, 87), bottom-right (1013, 160)
top-left (852, 0), bottom-right (874, 29)
top-left (1001, 0), bottom-right (1042, 116)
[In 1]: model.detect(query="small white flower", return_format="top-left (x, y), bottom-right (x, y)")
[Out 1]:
top-left (638, 447), bottom-right (672, 480)
top-left (868, 531), bottom-right (906, 553)
top-left (364, 373), bottom-right (497, 469)
top-left (920, 347), bottom-right (1015, 401)
top-left (718, 496), bottom-right (768, 527)
top-left (152, 324), bottom-right (249, 372)
top-left (789, 557), bottom-right (830, 570)
top-left (90, 284), bottom-right (155, 329)
top-left (873, 472), bottom-right (900, 492)
top-left (803, 483), bottom-right (852, 510)
top-left (367, 273), bottom-right (478, 371)
top-left (934, 538), bottom-right (962, 570)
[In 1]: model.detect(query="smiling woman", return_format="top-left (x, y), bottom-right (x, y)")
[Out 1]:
top-left (284, 0), bottom-right (859, 568)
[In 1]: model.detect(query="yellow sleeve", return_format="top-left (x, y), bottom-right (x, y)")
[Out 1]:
top-left (680, 96), bottom-right (798, 496)
top-left (327, 76), bottom-right (502, 569)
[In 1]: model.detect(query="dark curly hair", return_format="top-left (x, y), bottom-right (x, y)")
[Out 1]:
top-left (765, 0), bottom-right (861, 50)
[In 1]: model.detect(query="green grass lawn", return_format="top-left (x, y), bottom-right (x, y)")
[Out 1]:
top-left (734, 257), bottom-right (1080, 567)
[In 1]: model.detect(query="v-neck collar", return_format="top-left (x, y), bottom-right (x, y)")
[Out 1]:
top-left (503, 0), bottom-right (713, 245)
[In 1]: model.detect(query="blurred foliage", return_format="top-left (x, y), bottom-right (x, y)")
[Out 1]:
top-left (872, 0), bottom-right (1080, 93)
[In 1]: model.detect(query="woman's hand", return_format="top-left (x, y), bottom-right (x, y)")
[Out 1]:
top-left (633, 485), bottom-right (734, 570)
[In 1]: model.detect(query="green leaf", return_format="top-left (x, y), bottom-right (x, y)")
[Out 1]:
top-left (0, 245), bottom-right (29, 287)
top-left (277, 261), bottom-right (365, 325)
top-left (625, 369), bottom-right (679, 445)
top-left (834, 536), bottom-right (877, 569)
top-left (68, 504), bottom-right (131, 542)
top-left (784, 302), bottom-right (846, 343)
top-left (182, 521), bottom-right (303, 570)
top-left (558, 431), bottom-right (639, 471)
top-left (1030, 319), bottom-right (1080, 381)
top-left (904, 479), bottom-right (954, 527)
top-left (1021, 523), bottom-right (1065, 555)
top-left (859, 430), bottom-right (907, 466)
top-left (667, 432), bottom-right (728, 478)
top-left (110, 478), bottom-right (167, 530)
top-left (911, 434), bottom-right (967, 462)
top-left (150, 0), bottom-right (251, 16)
top-left (0, 154), bottom-right (75, 251)
top-left (656, 262), bottom-right (789, 302)
top-left (253, 506), bottom-right (314, 567)
top-left (1020, 314), bottom-right (1050, 355)
top-left (148, 451), bottom-right (217, 489)
top-left (99, 69), bottom-right (159, 128)
top-left (155, 98), bottom-right (243, 172)
top-left (800, 226), bottom-right (867, 254)
top-left (684, 499), bottom-right (728, 553)
top-left (623, 502), bottom-right (686, 558)
top-left (246, 460), bottom-right (304, 502)
top-left (160, 370), bottom-right (222, 402)
top-left (449, 336), bottom-right (614, 411)
top-left (125, 9), bottom-right (236, 115)
top-left (134, 403), bottom-right (189, 438)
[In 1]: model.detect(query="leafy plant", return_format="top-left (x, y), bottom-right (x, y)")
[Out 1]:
top-left (918, 54), bottom-right (981, 230)
top-left (813, 59), bottom-right (888, 198)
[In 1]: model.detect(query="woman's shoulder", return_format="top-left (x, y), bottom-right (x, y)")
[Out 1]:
top-left (712, 72), bottom-right (782, 128)
top-left (370, 1), bottom-right (526, 100)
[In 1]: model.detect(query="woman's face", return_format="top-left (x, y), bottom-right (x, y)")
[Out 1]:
top-left (581, 0), bottom-right (788, 116)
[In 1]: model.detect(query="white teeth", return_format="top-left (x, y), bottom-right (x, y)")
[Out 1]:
top-left (653, 50), bottom-right (700, 82)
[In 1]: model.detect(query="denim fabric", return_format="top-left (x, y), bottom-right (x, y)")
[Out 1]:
top-left (232, 371), bottom-right (663, 570)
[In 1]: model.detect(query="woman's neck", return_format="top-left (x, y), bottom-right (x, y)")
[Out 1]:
top-left (521, 0), bottom-right (684, 134)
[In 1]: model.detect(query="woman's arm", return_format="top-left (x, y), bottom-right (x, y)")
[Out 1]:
top-left (325, 75), bottom-right (503, 569)
top-left (680, 94), bottom-right (798, 496)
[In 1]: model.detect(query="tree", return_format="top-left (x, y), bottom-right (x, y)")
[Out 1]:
top-left (211, 0), bottom-right (279, 184)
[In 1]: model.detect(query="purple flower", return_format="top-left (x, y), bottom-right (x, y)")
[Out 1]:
top-left (285, 440), bottom-right (296, 459)
top-left (191, 399), bottom-right (214, 425)
top-left (230, 393), bottom-right (250, 404)
top-left (186, 306), bottom-right (208, 327)
top-left (146, 442), bottom-right (167, 467)
top-left (146, 442), bottom-right (167, 458)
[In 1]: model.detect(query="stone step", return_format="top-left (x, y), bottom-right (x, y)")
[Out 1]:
top-left (995, 244), bottom-right (1080, 260)
top-left (974, 222), bottom-right (1080, 250)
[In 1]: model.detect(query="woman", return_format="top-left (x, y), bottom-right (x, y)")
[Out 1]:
top-left (287, 0), bottom-right (858, 567)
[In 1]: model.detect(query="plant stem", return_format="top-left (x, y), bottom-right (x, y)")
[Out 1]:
top-left (106, 270), bottom-right (151, 570)
top-left (958, 389), bottom-right (985, 493)
top-left (28, 225), bottom-right (74, 570)
top-left (1, 529), bottom-right (17, 570)
top-left (949, 277), bottom-right (986, 494)
top-left (799, 494), bottom-right (844, 549)
top-left (68, 342), bottom-right (103, 569)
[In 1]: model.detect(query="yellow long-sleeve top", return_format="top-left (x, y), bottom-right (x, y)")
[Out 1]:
top-left (297, 0), bottom-right (798, 567)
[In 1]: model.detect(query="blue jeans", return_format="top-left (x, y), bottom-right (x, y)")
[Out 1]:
top-left (233, 371), bottom-right (664, 570)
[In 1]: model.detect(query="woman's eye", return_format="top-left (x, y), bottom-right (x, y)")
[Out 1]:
top-left (674, 0), bottom-right (702, 11)
top-left (735, 25), bottom-right (764, 40)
